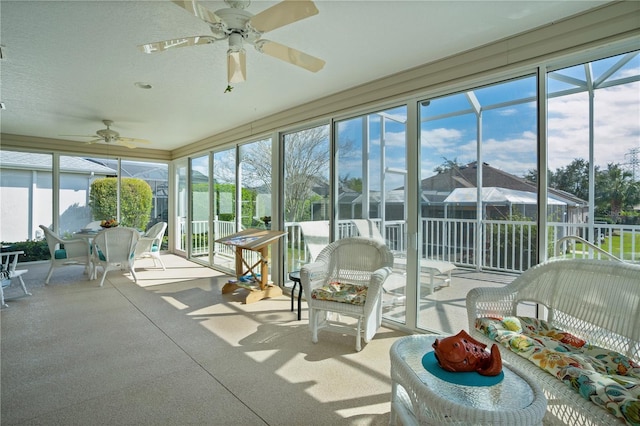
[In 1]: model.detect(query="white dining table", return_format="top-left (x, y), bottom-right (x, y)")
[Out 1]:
top-left (73, 229), bottom-right (100, 275)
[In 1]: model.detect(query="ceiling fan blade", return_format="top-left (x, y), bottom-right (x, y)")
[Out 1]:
top-left (119, 137), bottom-right (151, 145)
top-left (114, 139), bottom-right (140, 149)
top-left (172, 0), bottom-right (222, 26)
top-left (249, 0), bottom-right (319, 33)
top-left (256, 40), bottom-right (325, 73)
top-left (227, 49), bottom-right (247, 84)
top-left (86, 139), bottom-right (102, 145)
top-left (60, 134), bottom-right (98, 138)
top-left (138, 36), bottom-right (217, 54)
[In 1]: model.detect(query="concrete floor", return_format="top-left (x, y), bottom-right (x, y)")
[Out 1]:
top-left (1, 255), bottom-right (408, 426)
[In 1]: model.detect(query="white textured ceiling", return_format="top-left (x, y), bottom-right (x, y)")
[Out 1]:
top-left (0, 0), bottom-right (608, 152)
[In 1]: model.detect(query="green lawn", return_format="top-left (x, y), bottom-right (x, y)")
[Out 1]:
top-left (575, 231), bottom-right (640, 261)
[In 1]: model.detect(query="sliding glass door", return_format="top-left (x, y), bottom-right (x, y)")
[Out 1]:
top-left (190, 154), bottom-right (210, 263)
top-left (282, 125), bottom-right (330, 280)
top-left (336, 106), bottom-right (408, 324)
top-left (418, 75), bottom-right (538, 333)
top-left (211, 148), bottom-right (236, 271)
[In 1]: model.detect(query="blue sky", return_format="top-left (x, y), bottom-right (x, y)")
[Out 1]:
top-left (337, 52), bottom-right (639, 191)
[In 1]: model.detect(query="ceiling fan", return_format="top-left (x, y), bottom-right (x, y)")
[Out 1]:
top-left (138, 0), bottom-right (325, 85)
top-left (61, 120), bottom-right (151, 149)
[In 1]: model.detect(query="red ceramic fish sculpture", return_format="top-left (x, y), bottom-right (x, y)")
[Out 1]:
top-left (432, 330), bottom-right (502, 376)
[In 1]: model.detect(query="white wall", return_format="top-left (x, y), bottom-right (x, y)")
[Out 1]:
top-left (0, 169), bottom-right (52, 242)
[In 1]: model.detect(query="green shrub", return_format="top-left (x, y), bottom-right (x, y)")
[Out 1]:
top-left (89, 177), bottom-right (152, 230)
top-left (1, 240), bottom-right (50, 262)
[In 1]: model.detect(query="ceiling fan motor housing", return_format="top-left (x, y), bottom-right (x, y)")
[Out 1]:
top-left (97, 120), bottom-right (119, 143)
top-left (225, 0), bottom-right (251, 9)
top-left (96, 128), bottom-right (120, 143)
top-left (215, 8), bottom-right (254, 37)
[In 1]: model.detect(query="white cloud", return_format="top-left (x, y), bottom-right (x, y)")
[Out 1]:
top-left (482, 131), bottom-right (538, 176)
top-left (498, 108), bottom-right (518, 116)
top-left (421, 127), bottom-right (464, 152)
top-left (548, 82), bottom-right (640, 170)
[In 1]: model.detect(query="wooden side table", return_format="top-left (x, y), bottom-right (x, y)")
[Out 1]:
top-left (389, 334), bottom-right (547, 425)
top-left (216, 228), bottom-right (287, 304)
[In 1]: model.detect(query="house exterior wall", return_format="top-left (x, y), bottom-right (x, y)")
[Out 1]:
top-left (0, 168), bottom-right (101, 242)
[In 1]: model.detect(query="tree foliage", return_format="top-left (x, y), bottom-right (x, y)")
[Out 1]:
top-left (525, 158), bottom-right (640, 223)
top-left (89, 177), bottom-right (152, 230)
top-left (596, 163), bottom-right (640, 221)
top-left (240, 128), bottom-right (331, 222)
top-left (434, 157), bottom-right (464, 174)
top-left (340, 175), bottom-right (363, 192)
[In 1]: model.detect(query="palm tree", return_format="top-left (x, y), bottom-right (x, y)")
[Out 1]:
top-left (596, 163), bottom-right (640, 222)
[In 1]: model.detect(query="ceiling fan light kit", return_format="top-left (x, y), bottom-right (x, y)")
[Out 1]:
top-left (60, 120), bottom-right (151, 149)
top-left (139, 0), bottom-right (325, 85)
top-left (227, 32), bottom-right (247, 83)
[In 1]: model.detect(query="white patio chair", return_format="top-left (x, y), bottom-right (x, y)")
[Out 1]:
top-left (134, 222), bottom-right (167, 270)
top-left (289, 221), bottom-right (331, 317)
top-left (300, 237), bottom-right (394, 351)
top-left (297, 220), bottom-right (330, 265)
top-left (39, 225), bottom-right (90, 284)
top-left (1, 250), bottom-right (32, 307)
top-left (92, 227), bottom-right (140, 287)
top-left (352, 218), bottom-right (456, 294)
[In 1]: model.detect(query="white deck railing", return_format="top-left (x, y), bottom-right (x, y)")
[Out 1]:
top-left (179, 218), bottom-right (639, 274)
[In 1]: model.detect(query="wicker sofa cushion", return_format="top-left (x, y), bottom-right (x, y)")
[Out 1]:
top-left (310, 281), bottom-right (368, 305)
top-left (476, 316), bottom-right (640, 426)
top-left (0, 265), bottom-right (10, 288)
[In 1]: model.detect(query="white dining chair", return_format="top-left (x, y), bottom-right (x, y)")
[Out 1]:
top-left (92, 227), bottom-right (140, 287)
top-left (39, 225), bottom-right (90, 284)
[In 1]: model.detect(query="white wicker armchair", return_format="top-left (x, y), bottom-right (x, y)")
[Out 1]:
top-left (300, 237), bottom-right (394, 351)
top-left (92, 227), bottom-right (140, 287)
top-left (39, 225), bottom-right (90, 284)
top-left (134, 222), bottom-right (167, 270)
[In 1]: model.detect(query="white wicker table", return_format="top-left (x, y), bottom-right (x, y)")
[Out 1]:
top-left (389, 335), bottom-right (547, 425)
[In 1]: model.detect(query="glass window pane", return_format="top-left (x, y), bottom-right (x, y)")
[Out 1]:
top-left (238, 139), bottom-right (274, 281)
top-left (283, 125), bottom-right (330, 277)
top-left (191, 155), bottom-right (210, 262)
top-left (548, 51), bottom-right (640, 262)
top-left (120, 159), bottom-right (168, 232)
top-left (239, 139), bottom-right (272, 230)
top-left (59, 155), bottom-right (118, 237)
top-left (1, 150), bottom-right (52, 242)
top-left (212, 149), bottom-right (237, 271)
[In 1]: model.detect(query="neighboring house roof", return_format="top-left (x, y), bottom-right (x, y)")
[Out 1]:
top-left (352, 189), bottom-right (429, 204)
top-left (338, 188), bottom-right (360, 204)
top-left (546, 187), bottom-right (587, 207)
top-left (443, 187), bottom-right (566, 206)
top-left (0, 151), bottom-right (116, 174)
top-left (420, 161), bottom-right (587, 206)
top-left (87, 158), bottom-right (167, 180)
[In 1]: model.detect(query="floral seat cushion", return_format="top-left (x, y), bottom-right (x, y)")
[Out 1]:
top-left (476, 316), bottom-right (640, 426)
top-left (311, 282), bottom-right (368, 306)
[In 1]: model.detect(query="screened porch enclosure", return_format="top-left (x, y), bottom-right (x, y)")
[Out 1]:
top-left (179, 49), bottom-right (639, 333)
top-left (1, 45), bottom-right (638, 337)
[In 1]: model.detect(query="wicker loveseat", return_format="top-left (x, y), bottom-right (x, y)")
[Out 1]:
top-left (467, 258), bottom-right (640, 425)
